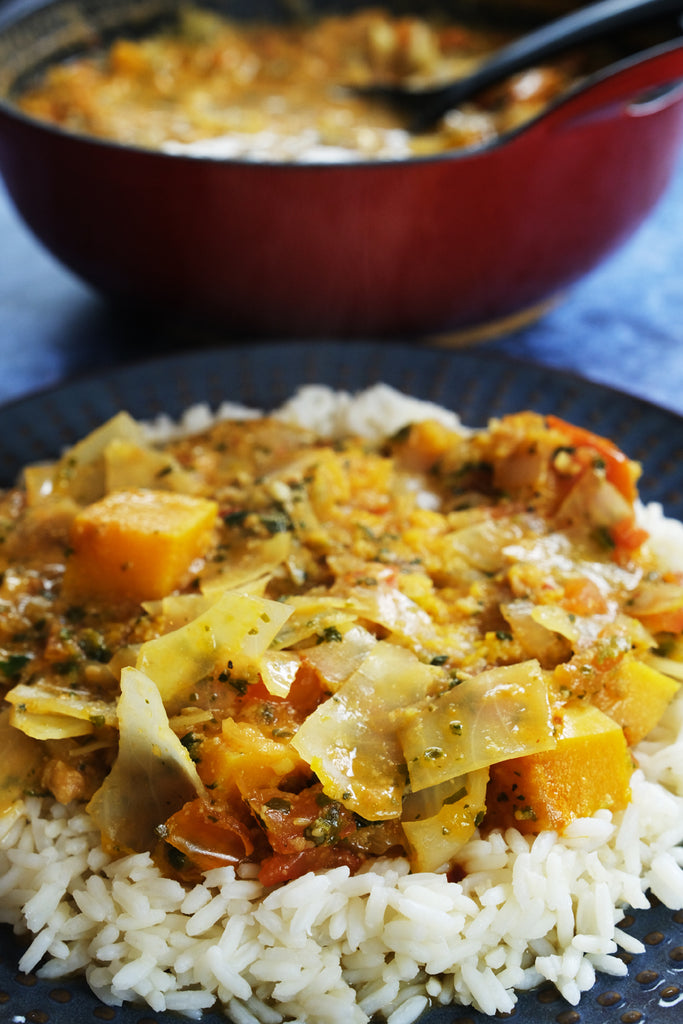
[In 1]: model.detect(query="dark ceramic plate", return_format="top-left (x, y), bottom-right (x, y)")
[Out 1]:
top-left (1, 341), bottom-right (682, 1024)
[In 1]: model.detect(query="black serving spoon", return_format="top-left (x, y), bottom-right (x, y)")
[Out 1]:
top-left (353, 0), bottom-right (683, 132)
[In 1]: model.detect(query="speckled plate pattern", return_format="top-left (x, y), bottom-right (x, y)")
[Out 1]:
top-left (0, 340), bottom-right (682, 1024)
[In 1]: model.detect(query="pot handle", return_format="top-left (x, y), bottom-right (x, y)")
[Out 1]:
top-left (542, 42), bottom-right (683, 131)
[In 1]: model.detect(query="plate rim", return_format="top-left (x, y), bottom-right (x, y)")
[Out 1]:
top-left (1, 339), bottom-right (683, 1024)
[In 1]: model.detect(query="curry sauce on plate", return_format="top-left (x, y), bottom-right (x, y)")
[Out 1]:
top-left (1, 405), bottom-right (681, 888)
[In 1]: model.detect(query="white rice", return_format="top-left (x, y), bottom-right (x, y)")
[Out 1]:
top-left (161, 128), bottom-right (415, 164)
top-left (2, 384), bottom-right (683, 1023)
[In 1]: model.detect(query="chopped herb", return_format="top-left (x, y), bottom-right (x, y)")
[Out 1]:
top-left (78, 629), bottom-right (111, 663)
top-left (165, 844), bottom-right (189, 870)
top-left (180, 733), bottom-right (202, 763)
top-left (304, 801), bottom-right (345, 846)
top-left (592, 525), bottom-right (615, 550)
top-left (229, 677), bottom-right (249, 696)
top-left (317, 625), bottom-right (343, 644)
top-left (52, 659), bottom-right (79, 676)
top-left (424, 746), bottom-right (444, 760)
top-left (265, 797), bottom-right (291, 812)
top-left (0, 653), bottom-right (31, 680)
top-left (259, 509), bottom-right (293, 535)
top-left (443, 786), bottom-right (468, 805)
top-left (515, 806), bottom-right (538, 821)
top-left (223, 509), bottom-right (248, 527)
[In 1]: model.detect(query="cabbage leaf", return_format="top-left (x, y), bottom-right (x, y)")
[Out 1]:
top-left (87, 666), bottom-right (206, 852)
top-left (395, 660), bottom-right (556, 792)
top-left (136, 590), bottom-right (293, 709)
top-left (292, 641), bottom-right (440, 819)
top-left (401, 768), bottom-right (489, 872)
top-left (6, 680), bottom-right (117, 740)
top-left (0, 708), bottom-right (45, 811)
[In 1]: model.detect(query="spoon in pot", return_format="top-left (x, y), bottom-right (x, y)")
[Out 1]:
top-left (352, 0), bottom-right (683, 133)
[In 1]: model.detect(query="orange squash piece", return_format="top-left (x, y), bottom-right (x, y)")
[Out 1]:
top-left (485, 702), bottom-right (633, 835)
top-left (591, 657), bottom-right (680, 746)
top-left (64, 488), bottom-right (218, 603)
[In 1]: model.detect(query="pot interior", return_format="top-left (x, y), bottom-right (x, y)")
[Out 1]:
top-left (0, 0), bottom-right (650, 100)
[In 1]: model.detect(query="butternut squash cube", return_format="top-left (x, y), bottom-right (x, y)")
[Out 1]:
top-left (485, 702), bottom-right (633, 835)
top-left (64, 488), bottom-right (218, 603)
top-left (591, 657), bottom-right (680, 746)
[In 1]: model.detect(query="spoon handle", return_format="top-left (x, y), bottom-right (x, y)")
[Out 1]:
top-left (412, 0), bottom-right (683, 130)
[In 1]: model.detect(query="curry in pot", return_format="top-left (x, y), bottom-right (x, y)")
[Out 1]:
top-left (16, 6), bottom-right (618, 160)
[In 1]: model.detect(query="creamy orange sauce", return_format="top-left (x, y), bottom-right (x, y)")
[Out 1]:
top-left (1, 406), bottom-right (681, 885)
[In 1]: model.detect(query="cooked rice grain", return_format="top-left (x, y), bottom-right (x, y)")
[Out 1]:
top-left (2, 747), bottom-right (683, 1021)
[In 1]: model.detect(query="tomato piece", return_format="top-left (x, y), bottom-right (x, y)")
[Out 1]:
top-left (249, 783), bottom-right (358, 855)
top-left (562, 577), bottom-right (608, 616)
top-left (259, 846), bottom-right (363, 887)
top-left (162, 797), bottom-right (258, 872)
top-left (285, 661), bottom-right (328, 717)
top-left (610, 517), bottom-right (649, 562)
top-left (546, 415), bottom-right (639, 503)
top-left (635, 607), bottom-right (683, 636)
top-left (237, 662), bottom-right (326, 727)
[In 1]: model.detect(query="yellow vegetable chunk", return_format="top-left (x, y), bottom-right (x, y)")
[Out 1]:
top-left (54, 411), bottom-right (146, 504)
top-left (485, 702), bottom-right (633, 835)
top-left (212, 718), bottom-right (307, 797)
top-left (64, 488), bottom-right (218, 603)
top-left (591, 657), bottom-right (680, 746)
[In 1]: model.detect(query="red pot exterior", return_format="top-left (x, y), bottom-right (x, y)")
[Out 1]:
top-left (1, 43), bottom-right (683, 337)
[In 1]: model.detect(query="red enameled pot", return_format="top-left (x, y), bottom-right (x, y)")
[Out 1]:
top-left (1, 0), bottom-right (683, 340)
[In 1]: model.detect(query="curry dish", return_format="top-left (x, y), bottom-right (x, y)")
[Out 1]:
top-left (1, 404), bottom-right (681, 888)
top-left (16, 6), bottom-right (615, 159)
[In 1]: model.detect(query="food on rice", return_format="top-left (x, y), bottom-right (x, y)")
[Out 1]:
top-left (1, 384), bottom-right (682, 1022)
top-left (16, 6), bottom-right (622, 161)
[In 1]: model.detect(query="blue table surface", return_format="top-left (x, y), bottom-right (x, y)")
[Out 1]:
top-left (1, 152), bottom-right (683, 417)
